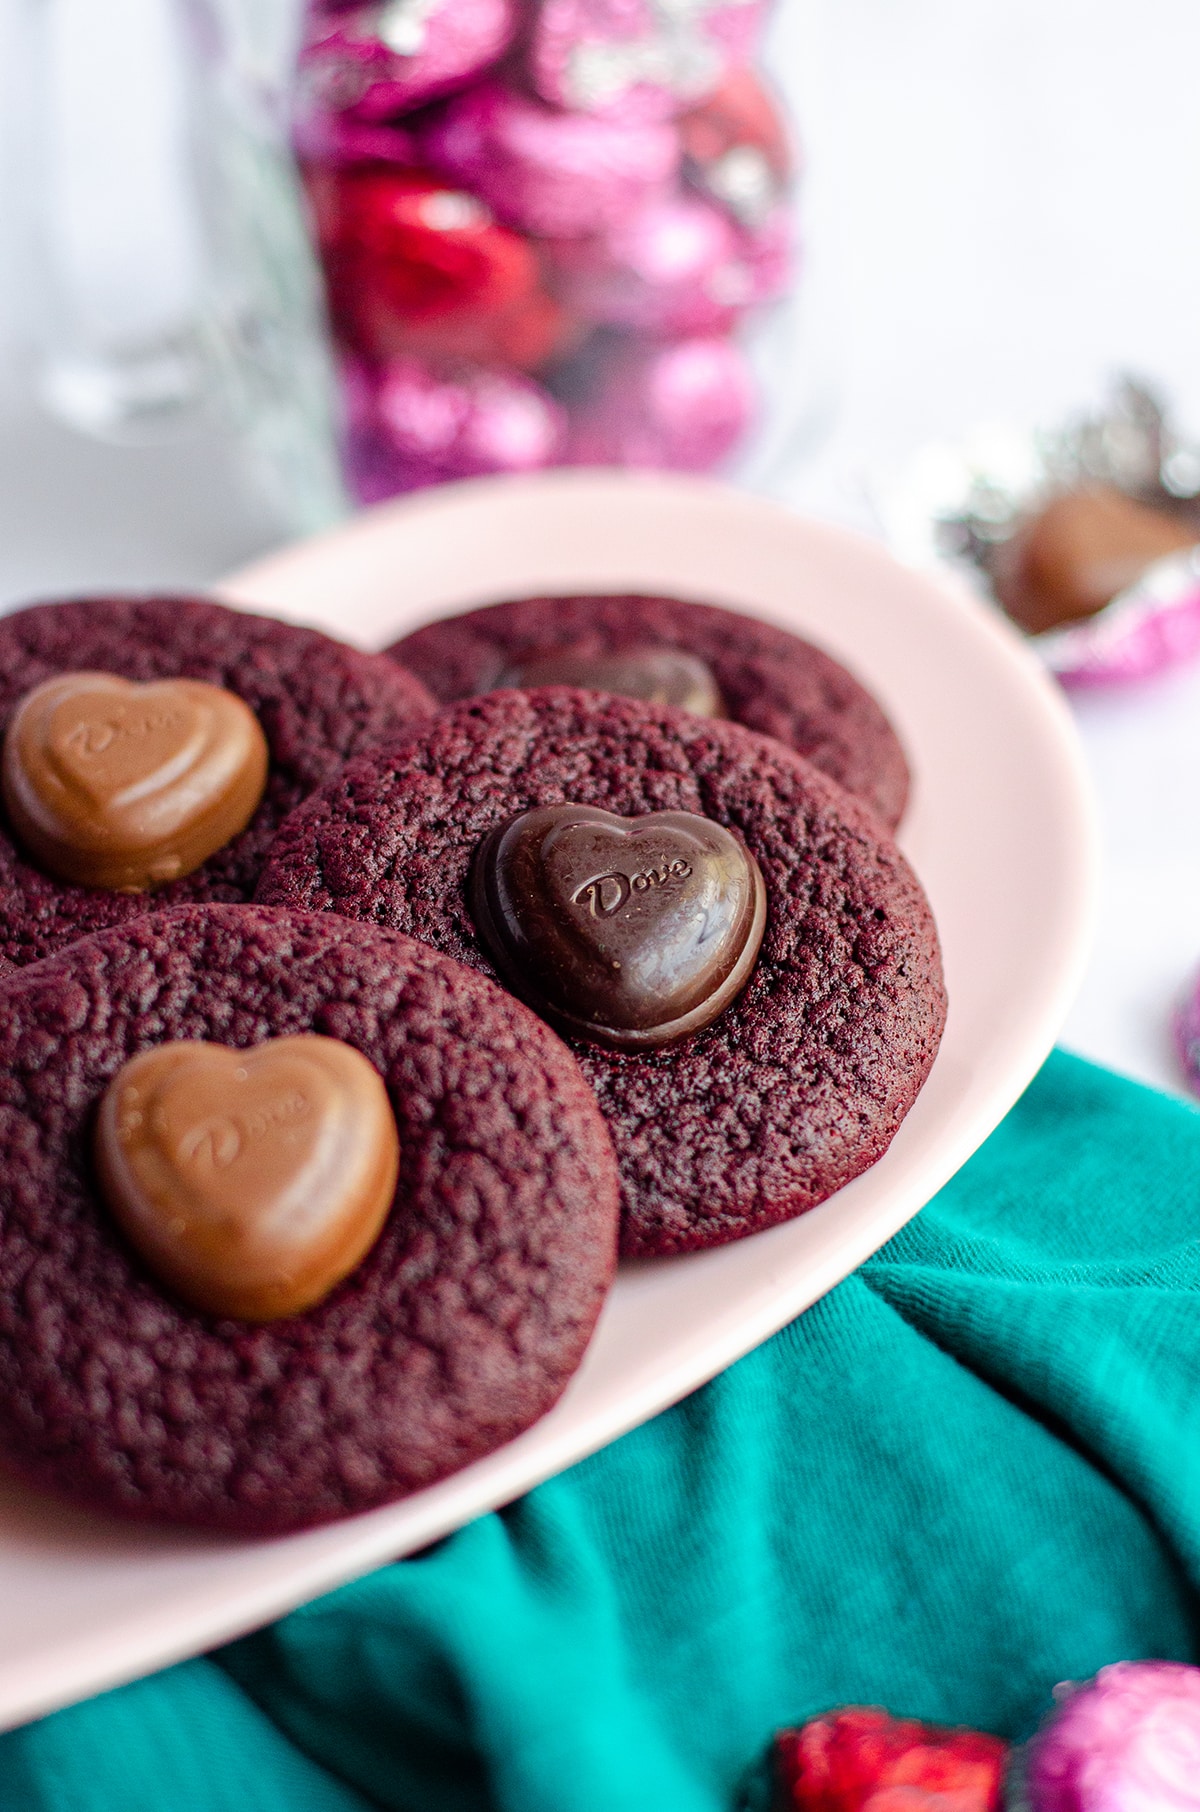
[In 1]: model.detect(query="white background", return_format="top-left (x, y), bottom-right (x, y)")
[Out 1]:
top-left (0, 0), bottom-right (1197, 1097)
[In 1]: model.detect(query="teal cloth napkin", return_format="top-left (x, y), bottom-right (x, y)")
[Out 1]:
top-left (4, 1050), bottom-right (1200, 1812)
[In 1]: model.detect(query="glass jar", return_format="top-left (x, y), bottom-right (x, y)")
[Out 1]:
top-left (290, 0), bottom-right (803, 502)
top-left (18, 0), bottom-right (347, 534)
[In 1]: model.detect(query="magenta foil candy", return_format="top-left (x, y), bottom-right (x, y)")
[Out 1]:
top-left (566, 334), bottom-right (754, 469)
top-left (420, 80), bottom-right (680, 237)
top-left (294, 0), bottom-right (796, 495)
top-left (527, 0), bottom-right (769, 122)
top-left (301, 0), bottom-right (517, 119)
top-left (1035, 550), bottom-right (1200, 689)
top-left (549, 191), bottom-right (789, 334)
top-left (1174, 971), bottom-right (1200, 1098)
top-left (680, 66), bottom-right (792, 225)
top-left (1017, 1662), bottom-right (1200, 1812)
top-left (343, 354), bottom-right (566, 498)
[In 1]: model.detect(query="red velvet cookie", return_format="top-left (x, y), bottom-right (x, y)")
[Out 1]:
top-left (256, 689), bottom-right (945, 1256)
top-left (388, 592), bottom-right (909, 827)
top-left (0, 595), bottom-right (434, 968)
top-left (0, 904), bottom-right (618, 1533)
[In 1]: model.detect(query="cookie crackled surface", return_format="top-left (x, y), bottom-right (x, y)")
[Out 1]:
top-left (389, 591), bottom-right (910, 827)
top-left (0, 904), bottom-right (618, 1533)
top-left (0, 595), bottom-right (434, 968)
top-left (256, 688), bottom-right (946, 1255)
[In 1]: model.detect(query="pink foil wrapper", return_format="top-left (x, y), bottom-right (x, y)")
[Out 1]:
top-left (565, 332), bottom-right (754, 470)
top-left (419, 79), bottom-right (680, 237)
top-left (526, 0), bottom-right (769, 122)
top-left (300, 0), bottom-right (516, 120)
top-left (294, 109), bottom-right (417, 167)
top-left (1033, 547), bottom-right (1200, 688)
top-left (1173, 967), bottom-right (1200, 1097)
top-left (1176, 1006), bottom-right (1200, 1098)
top-left (547, 190), bottom-right (790, 333)
top-left (343, 355), bottom-right (566, 499)
top-left (1015, 1661), bottom-right (1200, 1812)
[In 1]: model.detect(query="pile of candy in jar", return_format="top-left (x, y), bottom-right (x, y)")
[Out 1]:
top-left (292, 0), bottom-right (796, 500)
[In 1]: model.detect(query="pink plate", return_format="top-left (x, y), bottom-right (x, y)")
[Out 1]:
top-left (0, 471), bottom-right (1097, 1731)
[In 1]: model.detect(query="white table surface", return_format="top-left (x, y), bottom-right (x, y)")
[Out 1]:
top-left (0, 0), bottom-right (1197, 1101)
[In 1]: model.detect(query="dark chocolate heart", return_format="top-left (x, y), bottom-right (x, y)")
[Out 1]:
top-left (505, 645), bottom-right (725, 718)
top-left (469, 804), bottom-right (766, 1049)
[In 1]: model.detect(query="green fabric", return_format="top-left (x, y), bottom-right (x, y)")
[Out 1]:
top-left (4, 1050), bottom-right (1200, 1811)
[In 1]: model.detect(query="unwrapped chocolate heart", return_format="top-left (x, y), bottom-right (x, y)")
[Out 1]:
top-left (2, 672), bottom-right (269, 891)
top-left (95, 1036), bottom-right (400, 1320)
top-left (993, 484), bottom-right (1200, 635)
top-left (469, 802), bottom-right (765, 1048)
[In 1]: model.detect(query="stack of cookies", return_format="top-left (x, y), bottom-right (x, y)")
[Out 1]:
top-left (0, 588), bottom-right (944, 1533)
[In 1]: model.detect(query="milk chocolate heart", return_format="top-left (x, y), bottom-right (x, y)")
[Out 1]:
top-left (470, 803), bottom-right (765, 1049)
top-left (2, 672), bottom-right (269, 891)
top-left (994, 485), bottom-right (1200, 634)
top-left (506, 646), bottom-right (726, 718)
top-left (94, 1036), bottom-right (400, 1321)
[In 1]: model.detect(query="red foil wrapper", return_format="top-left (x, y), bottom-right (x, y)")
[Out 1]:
top-left (419, 79), bottom-right (681, 237)
top-left (305, 164), bottom-right (577, 369)
top-left (775, 1706), bottom-right (1008, 1812)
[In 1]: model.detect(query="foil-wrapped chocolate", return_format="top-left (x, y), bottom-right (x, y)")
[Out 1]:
top-left (525, 0), bottom-right (770, 123)
top-left (1174, 974), bottom-right (1200, 1099)
top-left (548, 191), bottom-right (742, 334)
top-left (1009, 1661), bottom-right (1200, 1811)
top-left (299, 0), bottom-right (516, 120)
top-left (564, 332), bottom-right (754, 470)
top-left (546, 187), bottom-right (790, 335)
top-left (418, 79), bottom-right (681, 238)
top-left (342, 353), bottom-right (567, 498)
top-left (679, 65), bottom-right (793, 229)
top-left (934, 379), bottom-right (1200, 686)
top-left (291, 0), bottom-right (796, 499)
top-left (293, 109), bottom-right (417, 168)
top-left (305, 164), bottom-right (576, 369)
top-left (775, 1706), bottom-right (1008, 1811)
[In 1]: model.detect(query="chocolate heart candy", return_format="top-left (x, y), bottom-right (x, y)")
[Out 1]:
top-left (994, 485), bottom-right (1200, 634)
top-left (507, 645), bottom-right (726, 718)
top-left (95, 1035), bottom-right (400, 1321)
top-left (2, 672), bottom-right (269, 891)
top-left (470, 803), bottom-right (765, 1048)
